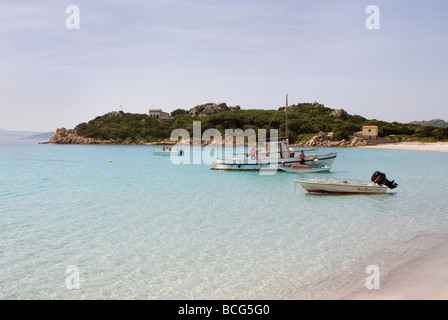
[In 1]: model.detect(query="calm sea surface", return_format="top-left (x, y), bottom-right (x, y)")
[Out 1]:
top-left (1, 144), bottom-right (448, 299)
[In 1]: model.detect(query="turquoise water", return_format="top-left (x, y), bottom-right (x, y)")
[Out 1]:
top-left (1, 144), bottom-right (448, 299)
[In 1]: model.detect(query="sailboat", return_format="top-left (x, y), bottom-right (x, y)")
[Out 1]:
top-left (210, 95), bottom-right (338, 171)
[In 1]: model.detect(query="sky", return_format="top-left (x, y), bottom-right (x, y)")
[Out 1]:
top-left (1, 0), bottom-right (447, 132)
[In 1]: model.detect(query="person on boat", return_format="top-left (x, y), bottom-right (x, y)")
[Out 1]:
top-left (288, 147), bottom-right (295, 158)
top-left (249, 146), bottom-right (256, 160)
top-left (299, 150), bottom-right (306, 165)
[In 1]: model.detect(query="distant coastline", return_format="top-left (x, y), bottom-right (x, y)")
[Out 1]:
top-left (46, 126), bottom-right (448, 152)
top-left (0, 129), bottom-right (54, 145)
top-left (47, 127), bottom-right (370, 148)
top-left (43, 102), bottom-right (448, 147)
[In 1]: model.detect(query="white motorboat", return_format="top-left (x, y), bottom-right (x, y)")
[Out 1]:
top-left (152, 148), bottom-right (184, 156)
top-left (295, 171), bottom-right (398, 194)
top-left (295, 179), bottom-right (388, 194)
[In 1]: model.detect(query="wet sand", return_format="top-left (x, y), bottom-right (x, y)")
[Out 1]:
top-left (347, 239), bottom-right (448, 300)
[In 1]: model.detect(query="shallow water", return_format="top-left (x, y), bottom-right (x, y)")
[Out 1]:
top-left (1, 144), bottom-right (447, 299)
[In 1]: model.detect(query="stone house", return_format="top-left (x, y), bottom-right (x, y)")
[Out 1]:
top-left (355, 125), bottom-right (378, 139)
top-left (149, 109), bottom-right (174, 120)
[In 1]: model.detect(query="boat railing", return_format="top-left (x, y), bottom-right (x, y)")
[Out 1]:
top-left (296, 175), bottom-right (374, 185)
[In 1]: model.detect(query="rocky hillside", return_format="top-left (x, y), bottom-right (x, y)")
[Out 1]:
top-left (292, 132), bottom-right (367, 148)
top-left (49, 127), bottom-right (369, 147)
top-left (188, 102), bottom-right (240, 117)
top-left (46, 100), bottom-right (448, 144)
top-left (409, 119), bottom-right (448, 127)
top-left (49, 128), bottom-right (113, 144)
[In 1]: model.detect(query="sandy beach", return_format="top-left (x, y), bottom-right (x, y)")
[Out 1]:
top-left (347, 238), bottom-right (448, 300)
top-left (350, 142), bottom-right (448, 300)
top-left (362, 141), bottom-right (448, 153)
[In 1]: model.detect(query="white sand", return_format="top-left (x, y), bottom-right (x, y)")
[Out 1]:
top-left (347, 143), bottom-right (448, 300)
top-left (362, 142), bottom-right (448, 153)
top-left (347, 240), bottom-right (448, 300)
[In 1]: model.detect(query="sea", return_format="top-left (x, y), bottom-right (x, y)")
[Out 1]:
top-left (1, 142), bottom-right (448, 299)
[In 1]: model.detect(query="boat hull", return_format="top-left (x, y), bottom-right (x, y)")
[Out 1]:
top-left (211, 153), bottom-right (337, 171)
top-left (295, 180), bottom-right (388, 194)
top-left (152, 150), bottom-right (182, 156)
top-left (280, 165), bottom-right (331, 174)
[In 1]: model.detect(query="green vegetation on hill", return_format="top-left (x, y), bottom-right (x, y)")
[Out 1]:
top-left (74, 104), bottom-right (448, 143)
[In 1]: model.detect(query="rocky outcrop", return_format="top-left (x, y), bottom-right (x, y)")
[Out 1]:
top-left (348, 136), bottom-right (368, 147)
top-left (328, 109), bottom-right (349, 121)
top-left (48, 128), bottom-right (113, 144)
top-left (306, 131), bottom-right (331, 146)
top-left (410, 119), bottom-right (448, 127)
top-left (189, 102), bottom-right (227, 117)
top-left (295, 131), bottom-right (367, 148)
top-left (188, 102), bottom-right (239, 117)
top-left (106, 111), bottom-right (123, 118)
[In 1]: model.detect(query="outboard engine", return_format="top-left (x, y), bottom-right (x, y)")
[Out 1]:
top-left (371, 171), bottom-right (398, 189)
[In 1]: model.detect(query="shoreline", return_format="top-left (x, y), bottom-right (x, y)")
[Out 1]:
top-left (346, 237), bottom-right (448, 300)
top-left (45, 137), bottom-right (448, 153)
top-left (362, 141), bottom-right (448, 153)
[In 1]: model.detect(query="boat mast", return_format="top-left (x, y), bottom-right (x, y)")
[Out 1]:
top-left (285, 94), bottom-right (289, 145)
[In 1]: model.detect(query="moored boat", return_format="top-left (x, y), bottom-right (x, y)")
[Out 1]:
top-left (210, 95), bottom-right (338, 171)
top-left (295, 171), bottom-right (398, 194)
top-left (152, 148), bottom-right (184, 156)
top-left (295, 179), bottom-right (388, 194)
top-left (280, 164), bottom-right (331, 174)
top-left (210, 140), bottom-right (338, 171)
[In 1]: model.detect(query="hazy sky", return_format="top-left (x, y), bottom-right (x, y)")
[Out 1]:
top-left (1, 0), bottom-right (447, 131)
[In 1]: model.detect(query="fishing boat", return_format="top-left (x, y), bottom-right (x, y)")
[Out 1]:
top-left (295, 171), bottom-right (398, 194)
top-left (210, 95), bottom-right (338, 171)
top-left (280, 164), bottom-right (331, 174)
top-left (210, 141), bottom-right (337, 171)
top-left (152, 148), bottom-right (184, 156)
